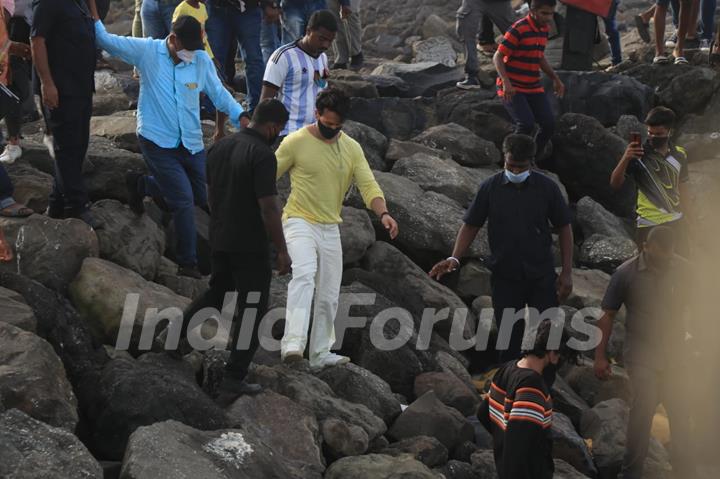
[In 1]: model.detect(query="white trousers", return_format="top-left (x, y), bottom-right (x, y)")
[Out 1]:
top-left (281, 218), bottom-right (344, 362)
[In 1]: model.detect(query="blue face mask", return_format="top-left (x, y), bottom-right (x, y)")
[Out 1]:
top-left (504, 169), bottom-right (531, 184)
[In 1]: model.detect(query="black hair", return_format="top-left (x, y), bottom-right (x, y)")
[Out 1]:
top-left (307, 10), bottom-right (338, 33)
top-left (645, 106), bottom-right (676, 129)
top-left (503, 133), bottom-right (536, 163)
top-left (252, 99), bottom-right (289, 125)
top-left (316, 88), bottom-right (351, 119)
top-left (522, 319), bottom-right (580, 364)
top-left (531, 0), bottom-right (557, 9)
top-left (646, 225), bottom-right (676, 250)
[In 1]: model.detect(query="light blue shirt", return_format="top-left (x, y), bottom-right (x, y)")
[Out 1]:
top-left (94, 21), bottom-right (243, 154)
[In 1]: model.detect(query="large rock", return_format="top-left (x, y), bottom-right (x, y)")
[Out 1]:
top-left (412, 36), bottom-right (457, 67)
top-left (433, 460), bottom-right (478, 479)
top-left (456, 259), bottom-right (493, 299)
top-left (315, 363), bottom-right (402, 425)
top-left (91, 199), bottom-right (165, 280)
top-left (0, 409), bottom-right (102, 479)
top-left (380, 435), bottom-right (449, 467)
top-left (4, 163), bottom-right (53, 213)
top-left (68, 258), bottom-right (190, 350)
top-left (575, 196), bottom-right (634, 241)
top-left (0, 322), bottom-right (78, 431)
top-left (385, 139), bottom-right (452, 167)
top-left (0, 286), bottom-right (36, 332)
top-left (87, 355), bottom-right (227, 460)
top-left (0, 215), bottom-right (99, 292)
top-left (119, 420), bottom-right (303, 479)
top-left (553, 113), bottom-right (637, 219)
top-left (412, 123), bottom-right (501, 167)
top-left (553, 459), bottom-right (592, 479)
top-left (562, 357), bottom-right (632, 407)
top-left (388, 391), bottom-right (474, 452)
top-left (90, 115), bottom-right (139, 152)
top-left (342, 120), bottom-right (390, 172)
top-left (564, 268), bottom-right (612, 310)
top-left (321, 418), bottom-right (369, 459)
top-left (339, 206), bottom-right (375, 265)
top-left (347, 97), bottom-right (437, 140)
top-left (226, 390), bottom-right (324, 477)
top-left (371, 62), bottom-right (464, 97)
top-left (155, 256), bottom-right (209, 300)
top-left (470, 449), bottom-right (497, 478)
top-left (551, 411), bottom-right (597, 478)
top-left (414, 372), bottom-right (480, 417)
top-left (434, 89), bottom-right (513, 146)
top-left (551, 374), bottom-right (591, 427)
top-left (324, 454), bottom-right (438, 479)
top-left (579, 234), bottom-right (638, 273)
top-left (247, 364), bottom-right (387, 441)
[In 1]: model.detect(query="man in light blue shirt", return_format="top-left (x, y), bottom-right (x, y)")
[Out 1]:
top-left (90, 6), bottom-right (249, 278)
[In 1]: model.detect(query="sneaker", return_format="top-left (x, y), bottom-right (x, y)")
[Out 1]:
top-left (43, 134), bottom-right (55, 160)
top-left (125, 172), bottom-right (145, 215)
top-left (350, 52), bottom-right (364, 67)
top-left (331, 62), bottom-right (347, 70)
top-left (178, 265), bottom-right (202, 279)
top-left (700, 39), bottom-right (711, 52)
top-left (310, 352), bottom-right (350, 371)
top-left (665, 32), bottom-right (677, 49)
top-left (0, 144), bottom-right (22, 164)
top-left (456, 75), bottom-right (480, 89)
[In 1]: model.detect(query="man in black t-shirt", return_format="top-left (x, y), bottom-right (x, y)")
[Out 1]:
top-left (171, 99), bottom-right (291, 397)
top-left (30, 0), bottom-right (101, 229)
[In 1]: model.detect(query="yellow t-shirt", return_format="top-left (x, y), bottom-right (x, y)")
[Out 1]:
top-left (172, 1), bottom-right (214, 59)
top-left (276, 127), bottom-right (385, 224)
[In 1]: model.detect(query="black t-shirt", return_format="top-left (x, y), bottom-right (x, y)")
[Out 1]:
top-left (463, 171), bottom-right (572, 280)
top-left (206, 128), bottom-right (278, 253)
top-left (31, 0), bottom-right (96, 98)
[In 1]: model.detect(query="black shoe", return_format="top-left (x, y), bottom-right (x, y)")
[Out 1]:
top-left (350, 52), bottom-right (364, 67)
top-left (125, 172), bottom-right (145, 215)
top-left (331, 62), bottom-right (347, 70)
top-left (73, 210), bottom-right (104, 230)
top-left (456, 75), bottom-right (480, 89)
top-left (178, 265), bottom-right (202, 279)
top-left (220, 376), bottom-right (262, 396)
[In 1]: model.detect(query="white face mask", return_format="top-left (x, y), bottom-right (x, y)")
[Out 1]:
top-left (504, 169), bottom-right (531, 184)
top-left (177, 49), bottom-right (196, 63)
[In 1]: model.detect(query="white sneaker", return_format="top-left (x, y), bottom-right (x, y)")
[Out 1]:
top-left (0, 144), bottom-right (22, 164)
top-left (43, 134), bottom-right (55, 160)
top-left (310, 353), bottom-right (350, 371)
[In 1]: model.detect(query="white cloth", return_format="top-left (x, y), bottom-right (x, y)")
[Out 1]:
top-left (263, 42), bottom-right (329, 136)
top-left (281, 217), bottom-right (343, 362)
top-left (13, 0), bottom-right (32, 22)
top-left (2, 0), bottom-right (14, 18)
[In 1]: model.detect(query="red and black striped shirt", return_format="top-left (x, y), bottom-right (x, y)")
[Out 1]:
top-left (496, 15), bottom-right (549, 97)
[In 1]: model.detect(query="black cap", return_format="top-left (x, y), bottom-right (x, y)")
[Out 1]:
top-left (171, 15), bottom-right (204, 52)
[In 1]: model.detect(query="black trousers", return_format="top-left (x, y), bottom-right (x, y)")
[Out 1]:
top-left (44, 95), bottom-right (92, 215)
top-left (181, 250), bottom-right (272, 380)
top-left (5, 17), bottom-right (32, 138)
top-left (491, 273), bottom-right (559, 363)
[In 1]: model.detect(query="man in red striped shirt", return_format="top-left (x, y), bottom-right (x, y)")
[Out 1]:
top-left (493, 0), bottom-right (564, 165)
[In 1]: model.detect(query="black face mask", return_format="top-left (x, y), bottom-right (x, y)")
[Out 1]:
top-left (649, 135), bottom-right (669, 150)
top-left (317, 121), bottom-right (341, 140)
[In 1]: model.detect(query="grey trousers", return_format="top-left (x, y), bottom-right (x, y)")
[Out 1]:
top-left (456, 0), bottom-right (515, 74)
top-left (329, 0), bottom-right (363, 64)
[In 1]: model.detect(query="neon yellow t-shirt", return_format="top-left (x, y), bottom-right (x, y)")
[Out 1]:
top-left (172, 1), bottom-right (214, 59)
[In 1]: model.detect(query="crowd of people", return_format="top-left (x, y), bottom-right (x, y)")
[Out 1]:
top-left (0, 0), bottom-right (707, 478)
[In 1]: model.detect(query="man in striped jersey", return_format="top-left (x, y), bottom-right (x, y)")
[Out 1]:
top-left (493, 0), bottom-right (564, 164)
top-left (260, 10), bottom-right (337, 137)
top-left (478, 320), bottom-right (576, 479)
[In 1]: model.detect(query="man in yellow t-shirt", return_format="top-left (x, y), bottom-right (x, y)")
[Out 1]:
top-left (172, 0), bottom-right (214, 58)
top-left (276, 89), bottom-right (399, 370)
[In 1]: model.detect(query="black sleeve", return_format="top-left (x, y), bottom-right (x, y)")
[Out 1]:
top-left (254, 150), bottom-right (278, 199)
top-left (463, 179), bottom-right (492, 227)
top-left (548, 181), bottom-right (572, 228)
top-left (601, 267), bottom-right (627, 311)
top-left (31, 0), bottom-right (58, 38)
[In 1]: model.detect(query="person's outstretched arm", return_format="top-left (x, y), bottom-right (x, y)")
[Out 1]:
top-left (87, 0), bottom-right (149, 67)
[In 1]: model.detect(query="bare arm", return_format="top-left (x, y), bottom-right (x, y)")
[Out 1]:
top-left (31, 37), bottom-right (58, 109)
top-left (260, 83), bottom-right (280, 101)
top-left (429, 224), bottom-right (481, 280)
top-left (610, 143), bottom-right (644, 190)
top-left (369, 197), bottom-right (399, 239)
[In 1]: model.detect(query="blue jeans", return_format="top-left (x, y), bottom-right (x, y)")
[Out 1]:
top-left (503, 91), bottom-right (555, 161)
top-left (141, 0), bottom-right (181, 39)
top-left (206, 1), bottom-right (264, 111)
top-left (604, 0), bottom-right (622, 65)
top-left (0, 163), bottom-right (15, 208)
top-left (137, 136), bottom-right (208, 267)
top-left (281, 0), bottom-right (327, 45)
top-left (261, 18), bottom-right (281, 65)
top-left (702, 0), bottom-right (717, 40)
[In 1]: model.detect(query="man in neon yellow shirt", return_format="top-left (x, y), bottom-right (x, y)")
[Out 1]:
top-left (276, 88), bottom-right (399, 370)
top-left (172, 0), bottom-right (214, 58)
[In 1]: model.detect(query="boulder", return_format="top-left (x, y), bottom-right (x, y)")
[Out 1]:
top-left (388, 391), bottom-right (474, 452)
top-left (470, 449), bottom-right (497, 477)
top-left (615, 115), bottom-right (647, 145)
top-left (433, 460), bottom-right (478, 479)
top-left (421, 14), bottom-right (453, 39)
top-left (324, 454), bottom-right (438, 479)
top-left (456, 260), bottom-right (492, 299)
top-left (90, 115), bottom-right (139, 152)
top-left (342, 120), bottom-right (389, 172)
top-left (226, 390), bottom-right (324, 477)
top-left (0, 321), bottom-right (78, 431)
top-left (0, 409), bottom-right (102, 479)
top-left (553, 113), bottom-right (637, 219)
top-left (90, 199), bottom-right (166, 280)
top-left (247, 364), bottom-right (387, 441)
top-left (4, 163), bottom-right (52, 213)
top-left (0, 215), bottom-right (99, 292)
top-left (551, 374), bottom-right (591, 427)
top-left (154, 257), bottom-right (209, 300)
top-left (339, 206), bottom-right (376, 265)
top-left (579, 234), bottom-right (638, 273)
top-left (434, 89), bottom-right (513, 146)
top-left (562, 357), bottom-right (632, 407)
top-left (68, 258), bottom-right (190, 351)
top-left (551, 411), bottom-right (597, 477)
top-left (371, 62), bottom-right (464, 97)
top-left (87, 355), bottom-right (227, 460)
top-left (412, 36), bottom-right (457, 67)
top-left (553, 459), bottom-right (592, 478)
top-left (321, 418), bottom-right (369, 459)
top-left (365, 74), bottom-right (412, 98)
top-left (412, 123), bottom-right (501, 167)
top-left (564, 268), bottom-right (612, 310)
top-left (385, 139), bottom-right (451, 167)
top-left (380, 435), bottom-right (449, 468)
top-left (414, 372), bottom-right (480, 417)
top-left (675, 132), bottom-right (720, 163)
top-left (347, 97), bottom-right (437, 140)
top-left (328, 78), bottom-right (380, 99)
top-left (315, 363), bottom-right (402, 425)
top-left (575, 196), bottom-right (634, 241)
top-left (0, 286), bottom-right (36, 332)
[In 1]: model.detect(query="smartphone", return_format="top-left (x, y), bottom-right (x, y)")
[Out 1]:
top-left (630, 131), bottom-right (641, 145)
